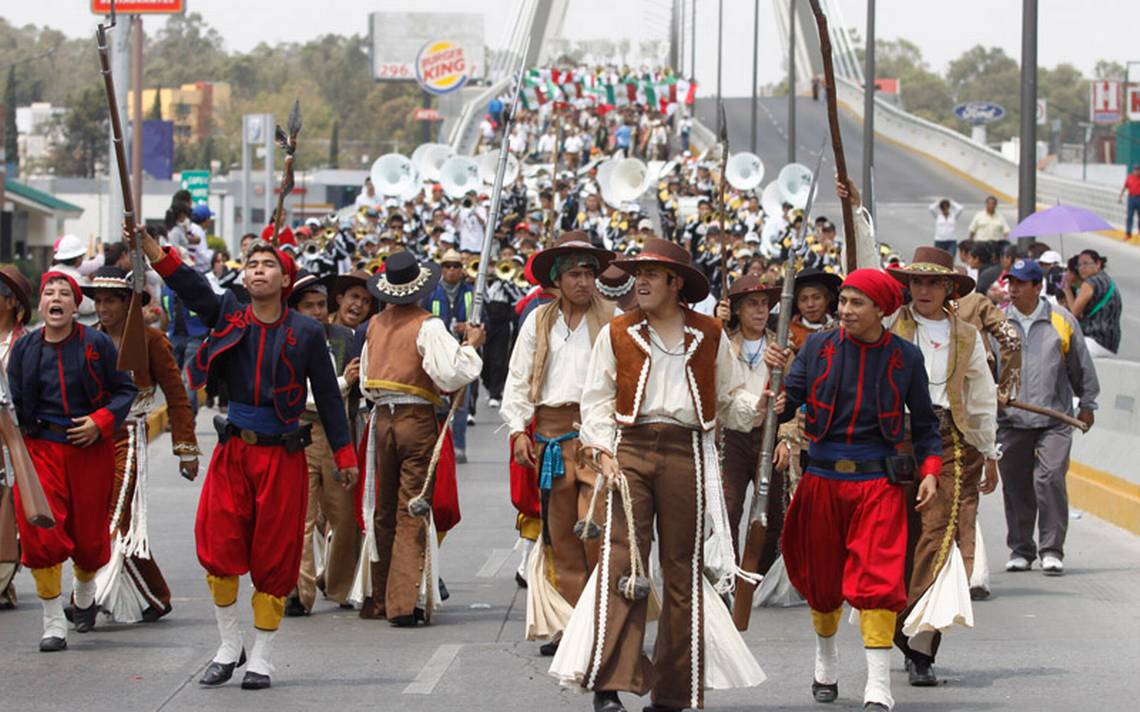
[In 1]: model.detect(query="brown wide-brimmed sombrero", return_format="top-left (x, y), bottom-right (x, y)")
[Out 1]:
top-left (529, 231), bottom-right (614, 289)
top-left (0, 265), bottom-right (33, 325)
top-left (611, 236), bottom-right (710, 303)
top-left (727, 274), bottom-right (781, 307)
top-left (887, 246), bottom-right (975, 297)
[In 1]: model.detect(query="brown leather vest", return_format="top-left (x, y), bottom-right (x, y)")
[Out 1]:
top-left (364, 304), bottom-right (444, 406)
top-left (891, 306), bottom-right (977, 435)
top-left (610, 307), bottom-right (721, 431)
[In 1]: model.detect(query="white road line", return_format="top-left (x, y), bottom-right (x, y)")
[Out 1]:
top-left (476, 547), bottom-right (513, 577)
top-left (403, 644), bottom-right (463, 695)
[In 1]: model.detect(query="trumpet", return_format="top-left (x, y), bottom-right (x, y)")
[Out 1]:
top-left (494, 259), bottom-right (520, 283)
top-left (465, 258), bottom-right (480, 281)
top-left (512, 271), bottom-right (530, 290)
top-left (364, 251), bottom-right (391, 274)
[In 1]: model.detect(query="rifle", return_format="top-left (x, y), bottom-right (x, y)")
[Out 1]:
top-left (714, 102), bottom-right (730, 298)
top-left (732, 140), bottom-right (826, 631)
top-left (1006, 400), bottom-right (1090, 433)
top-left (270, 99), bottom-right (303, 246)
top-left (471, 36), bottom-right (531, 328)
top-left (96, 5), bottom-right (147, 374)
top-left (806, 0), bottom-right (857, 275)
top-left (0, 369), bottom-right (54, 529)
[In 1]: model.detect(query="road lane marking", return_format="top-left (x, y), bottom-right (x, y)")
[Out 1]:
top-left (476, 547), bottom-right (513, 577)
top-left (403, 644), bottom-right (462, 695)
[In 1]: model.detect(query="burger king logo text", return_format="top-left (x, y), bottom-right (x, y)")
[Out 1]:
top-left (416, 40), bottom-right (470, 95)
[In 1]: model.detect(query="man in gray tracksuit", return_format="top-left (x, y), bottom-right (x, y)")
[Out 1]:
top-left (997, 259), bottom-right (1099, 577)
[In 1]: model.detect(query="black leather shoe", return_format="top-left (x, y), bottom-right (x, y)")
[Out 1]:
top-left (283, 595), bottom-right (309, 617)
top-left (593, 691), bottom-right (625, 712)
top-left (539, 639), bottom-right (559, 656)
top-left (142, 603), bottom-right (173, 623)
top-left (812, 680), bottom-right (838, 703)
top-left (909, 658), bottom-right (938, 687)
top-left (73, 603), bottom-right (98, 633)
top-left (39, 636), bottom-right (67, 652)
top-left (969, 586), bottom-right (991, 601)
top-left (864, 704), bottom-right (889, 711)
top-left (438, 578), bottom-right (450, 601)
top-left (643, 705), bottom-right (683, 712)
top-left (241, 671), bottom-right (272, 690)
top-left (515, 572), bottom-right (528, 589)
top-left (390, 607), bottom-right (426, 627)
top-left (199, 648), bottom-right (247, 686)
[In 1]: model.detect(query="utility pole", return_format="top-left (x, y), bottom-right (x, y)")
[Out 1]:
top-left (1018, 0), bottom-right (1038, 223)
top-left (751, 0), bottom-right (759, 154)
top-left (131, 15), bottom-right (143, 218)
top-left (716, 0), bottom-right (724, 134)
top-left (862, 0), bottom-right (876, 216)
top-left (787, 0), bottom-right (796, 164)
top-left (670, 0), bottom-right (680, 73)
top-left (690, 0), bottom-right (696, 81)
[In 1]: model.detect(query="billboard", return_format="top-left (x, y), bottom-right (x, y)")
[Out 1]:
top-left (91, 1), bottom-right (184, 13)
top-left (368, 12), bottom-right (484, 85)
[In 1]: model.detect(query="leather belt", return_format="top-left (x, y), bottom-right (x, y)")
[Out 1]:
top-left (213, 415), bottom-right (312, 453)
top-left (35, 420), bottom-right (70, 435)
top-left (807, 457), bottom-right (888, 474)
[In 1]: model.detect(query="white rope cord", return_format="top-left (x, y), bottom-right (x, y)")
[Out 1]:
top-left (407, 390), bottom-right (464, 517)
top-left (689, 430), bottom-right (704, 709)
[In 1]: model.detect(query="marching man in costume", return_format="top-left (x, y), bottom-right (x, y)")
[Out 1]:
top-left (126, 227), bottom-right (358, 690)
top-left (10, 271), bottom-right (137, 651)
top-left (765, 268), bottom-right (943, 711)
top-left (284, 270), bottom-right (361, 616)
top-left (0, 266), bottom-right (33, 611)
top-left (500, 232), bottom-right (615, 655)
top-left (355, 251), bottom-right (483, 626)
top-left (552, 237), bottom-right (768, 712)
top-left (86, 267), bottom-right (199, 624)
top-left (886, 248), bottom-right (1000, 687)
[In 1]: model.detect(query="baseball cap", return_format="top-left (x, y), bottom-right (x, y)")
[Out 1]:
top-left (1007, 258), bottom-right (1044, 283)
top-left (1037, 250), bottom-right (1063, 266)
top-left (191, 204), bottom-right (214, 222)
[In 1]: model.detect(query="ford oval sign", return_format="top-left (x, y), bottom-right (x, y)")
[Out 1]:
top-left (953, 102), bottom-right (1006, 126)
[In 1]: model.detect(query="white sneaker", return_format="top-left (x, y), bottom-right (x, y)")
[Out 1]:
top-left (1005, 556), bottom-right (1031, 572)
top-left (1041, 555), bottom-right (1064, 576)
top-left (466, 414), bottom-right (476, 426)
top-left (488, 398), bottom-right (501, 408)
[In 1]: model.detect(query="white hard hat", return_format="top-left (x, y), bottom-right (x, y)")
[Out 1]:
top-left (53, 234), bottom-right (86, 261)
top-left (1038, 250), bottom-right (1063, 265)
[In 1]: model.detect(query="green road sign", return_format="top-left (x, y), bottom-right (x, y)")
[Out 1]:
top-left (180, 170), bottom-right (210, 206)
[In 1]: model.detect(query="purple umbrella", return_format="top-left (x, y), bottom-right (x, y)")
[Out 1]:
top-left (1009, 204), bottom-right (1113, 239)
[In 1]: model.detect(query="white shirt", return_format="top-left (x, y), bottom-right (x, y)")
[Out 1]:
top-left (457, 206), bottom-right (487, 253)
top-left (928, 200), bottom-right (963, 242)
top-left (579, 322), bottom-right (760, 454)
top-left (360, 317), bottom-right (483, 403)
top-left (500, 307), bottom-right (594, 434)
top-left (564, 134), bottom-right (582, 153)
top-left (914, 313), bottom-right (953, 408)
top-left (537, 133), bottom-right (556, 154)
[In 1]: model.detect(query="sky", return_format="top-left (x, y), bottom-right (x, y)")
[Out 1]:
top-left (2, 0), bottom-right (1136, 96)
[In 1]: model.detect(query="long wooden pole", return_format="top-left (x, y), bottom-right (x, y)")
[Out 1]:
top-left (131, 15), bottom-right (143, 214)
top-left (807, 0), bottom-right (857, 274)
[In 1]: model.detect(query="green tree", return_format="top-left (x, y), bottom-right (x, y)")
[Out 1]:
top-left (5, 67), bottom-right (18, 175)
top-left (872, 38), bottom-right (952, 125)
top-left (1093, 60), bottom-right (1125, 80)
top-left (47, 86), bottom-right (107, 177)
top-left (148, 87), bottom-right (163, 120)
top-left (1039, 63), bottom-right (1088, 144)
top-left (946, 45), bottom-right (1022, 142)
top-left (144, 12), bottom-right (228, 87)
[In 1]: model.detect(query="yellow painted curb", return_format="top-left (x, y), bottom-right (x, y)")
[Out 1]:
top-left (1067, 460), bottom-right (1140, 536)
top-left (144, 390), bottom-right (206, 444)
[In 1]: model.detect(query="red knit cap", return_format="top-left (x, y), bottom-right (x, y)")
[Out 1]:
top-left (841, 268), bottom-right (903, 316)
top-left (39, 270), bottom-right (83, 306)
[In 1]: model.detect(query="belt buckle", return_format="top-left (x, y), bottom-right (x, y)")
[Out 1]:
top-left (239, 429), bottom-right (258, 445)
top-left (835, 459), bottom-right (857, 474)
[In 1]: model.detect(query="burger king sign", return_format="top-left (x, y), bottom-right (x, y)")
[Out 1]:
top-left (416, 40), bottom-right (471, 95)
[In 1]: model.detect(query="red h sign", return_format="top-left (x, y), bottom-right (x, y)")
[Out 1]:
top-left (1090, 81), bottom-right (1121, 124)
top-left (1127, 86), bottom-right (1140, 122)
top-left (91, 1), bottom-right (185, 14)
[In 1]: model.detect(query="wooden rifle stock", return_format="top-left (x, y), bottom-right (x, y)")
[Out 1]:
top-left (731, 518), bottom-right (767, 630)
top-left (0, 408), bottom-right (54, 528)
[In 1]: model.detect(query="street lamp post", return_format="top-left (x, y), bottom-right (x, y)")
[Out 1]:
top-left (788, 0), bottom-right (796, 164)
top-left (1018, 0), bottom-right (1038, 223)
top-left (751, 0), bottom-right (759, 154)
top-left (862, 0), bottom-right (876, 216)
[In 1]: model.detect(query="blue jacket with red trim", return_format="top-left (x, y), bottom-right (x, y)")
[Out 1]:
top-left (152, 247), bottom-right (357, 469)
top-left (782, 327), bottom-right (942, 477)
top-left (8, 324), bottom-right (137, 443)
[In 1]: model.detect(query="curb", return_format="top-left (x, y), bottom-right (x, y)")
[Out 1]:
top-left (143, 390), bottom-right (206, 445)
top-left (1068, 460), bottom-right (1140, 536)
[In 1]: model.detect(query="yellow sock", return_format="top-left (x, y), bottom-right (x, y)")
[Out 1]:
top-left (517, 513), bottom-right (541, 542)
top-left (207, 574), bottom-right (239, 607)
top-left (31, 564), bottom-right (63, 600)
top-left (860, 609), bottom-right (897, 648)
top-left (251, 591), bottom-right (285, 631)
top-left (811, 607), bottom-right (842, 638)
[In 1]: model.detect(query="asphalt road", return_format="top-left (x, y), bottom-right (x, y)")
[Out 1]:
top-left (1, 404), bottom-right (1137, 711)
top-left (695, 96), bottom-right (1140, 360)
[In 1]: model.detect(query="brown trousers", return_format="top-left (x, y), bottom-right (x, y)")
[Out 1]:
top-left (896, 419), bottom-right (984, 662)
top-left (534, 405), bottom-right (601, 606)
top-left (297, 421), bottom-right (360, 610)
top-left (721, 427), bottom-right (786, 575)
top-left (362, 404), bottom-right (437, 620)
top-left (586, 423), bottom-right (705, 709)
top-left (111, 425), bottom-right (170, 611)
